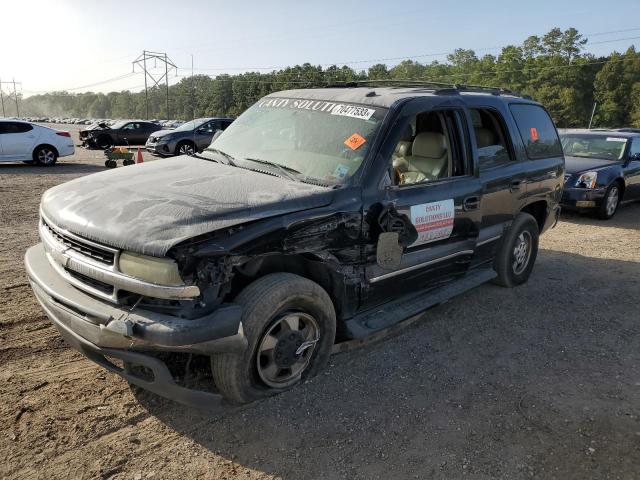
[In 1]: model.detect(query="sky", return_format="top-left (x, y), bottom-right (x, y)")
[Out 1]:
top-left (0, 0), bottom-right (638, 97)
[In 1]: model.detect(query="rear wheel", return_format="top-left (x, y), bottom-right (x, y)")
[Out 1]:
top-left (34, 146), bottom-right (58, 166)
top-left (211, 273), bottom-right (336, 404)
top-left (598, 182), bottom-right (621, 220)
top-left (493, 212), bottom-right (539, 287)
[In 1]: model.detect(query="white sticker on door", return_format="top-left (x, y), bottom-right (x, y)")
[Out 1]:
top-left (410, 199), bottom-right (455, 245)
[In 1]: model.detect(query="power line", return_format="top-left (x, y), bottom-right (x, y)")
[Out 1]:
top-left (176, 29), bottom-right (640, 73)
top-left (18, 28), bottom-right (640, 99)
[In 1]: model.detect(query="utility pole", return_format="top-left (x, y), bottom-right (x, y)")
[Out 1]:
top-left (0, 79), bottom-right (21, 117)
top-left (132, 51), bottom-right (177, 120)
top-left (588, 102), bottom-right (597, 129)
top-left (13, 79), bottom-right (19, 117)
top-left (0, 77), bottom-right (5, 117)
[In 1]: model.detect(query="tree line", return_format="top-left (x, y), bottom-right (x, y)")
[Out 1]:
top-left (13, 28), bottom-right (640, 128)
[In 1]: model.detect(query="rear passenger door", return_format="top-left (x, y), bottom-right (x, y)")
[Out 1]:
top-left (465, 103), bottom-right (523, 265)
top-left (362, 99), bottom-right (482, 308)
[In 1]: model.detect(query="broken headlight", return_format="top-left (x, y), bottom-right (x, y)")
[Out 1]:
top-left (119, 251), bottom-right (184, 285)
top-left (575, 171), bottom-right (598, 189)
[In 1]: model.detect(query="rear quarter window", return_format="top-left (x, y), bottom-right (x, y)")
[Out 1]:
top-left (509, 104), bottom-right (562, 159)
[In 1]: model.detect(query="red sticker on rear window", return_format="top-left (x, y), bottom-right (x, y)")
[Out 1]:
top-left (530, 127), bottom-right (539, 141)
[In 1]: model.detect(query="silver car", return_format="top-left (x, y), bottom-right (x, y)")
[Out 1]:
top-left (145, 117), bottom-right (234, 157)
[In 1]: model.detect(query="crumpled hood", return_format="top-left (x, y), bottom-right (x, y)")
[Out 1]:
top-left (565, 156), bottom-right (617, 174)
top-left (40, 156), bottom-right (333, 256)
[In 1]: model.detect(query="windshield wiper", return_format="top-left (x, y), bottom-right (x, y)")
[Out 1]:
top-left (243, 157), bottom-right (301, 182)
top-left (201, 148), bottom-right (237, 167)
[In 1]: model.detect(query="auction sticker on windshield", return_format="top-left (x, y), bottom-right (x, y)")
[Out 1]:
top-left (410, 199), bottom-right (455, 245)
top-left (331, 104), bottom-right (376, 120)
top-left (256, 98), bottom-right (377, 121)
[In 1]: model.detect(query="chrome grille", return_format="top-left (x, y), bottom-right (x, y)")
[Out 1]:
top-left (42, 220), bottom-right (115, 265)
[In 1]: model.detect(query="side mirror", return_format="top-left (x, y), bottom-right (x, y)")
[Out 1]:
top-left (375, 205), bottom-right (418, 270)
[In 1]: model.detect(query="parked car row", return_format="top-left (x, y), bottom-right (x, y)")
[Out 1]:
top-left (80, 117), bottom-right (234, 156)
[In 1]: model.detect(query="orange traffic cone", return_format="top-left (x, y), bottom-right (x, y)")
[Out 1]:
top-left (136, 147), bottom-right (143, 164)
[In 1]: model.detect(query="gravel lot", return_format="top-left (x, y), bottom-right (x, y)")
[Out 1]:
top-left (1, 125), bottom-right (639, 480)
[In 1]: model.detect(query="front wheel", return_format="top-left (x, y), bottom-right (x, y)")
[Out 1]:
top-left (211, 273), bottom-right (336, 404)
top-left (175, 141), bottom-right (195, 156)
top-left (34, 146), bottom-right (58, 166)
top-left (96, 135), bottom-right (113, 150)
top-left (493, 212), bottom-right (539, 288)
top-left (598, 182), bottom-right (621, 220)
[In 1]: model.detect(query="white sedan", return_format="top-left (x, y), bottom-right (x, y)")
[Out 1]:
top-left (0, 120), bottom-right (75, 166)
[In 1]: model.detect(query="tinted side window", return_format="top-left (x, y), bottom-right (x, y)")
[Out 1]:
top-left (470, 108), bottom-right (513, 170)
top-left (202, 121), bottom-right (218, 133)
top-left (630, 138), bottom-right (640, 157)
top-left (0, 122), bottom-right (33, 134)
top-left (221, 120), bottom-right (233, 130)
top-left (509, 104), bottom-right (562, 159)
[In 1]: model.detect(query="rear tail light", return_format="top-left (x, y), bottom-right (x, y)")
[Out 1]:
top-left (56, 131), bottom-right (71, 137)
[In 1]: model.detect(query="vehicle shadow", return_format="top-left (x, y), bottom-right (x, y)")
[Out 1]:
top-left (560, 201), bottom-right (640, 230)
top-left (0, 162), bottom-right (105, 175)
top-left (132, 249), bottom-right (640, 479)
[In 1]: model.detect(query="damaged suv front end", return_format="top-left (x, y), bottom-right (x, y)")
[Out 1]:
top-left (26, 211), bottom-right (247, 406)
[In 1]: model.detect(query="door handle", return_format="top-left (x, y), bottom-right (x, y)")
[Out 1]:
top-left (463, 196), bottom-right (480, 211)
top-left (510, 179), bottom-right (523, 192)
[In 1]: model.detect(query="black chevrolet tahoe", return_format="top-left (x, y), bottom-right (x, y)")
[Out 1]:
top-left (25, 84), bottom-right (564, 407)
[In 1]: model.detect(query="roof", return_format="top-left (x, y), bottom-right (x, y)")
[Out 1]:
top-left (265, 86), bottom-right (532, 109)
top-left (558, 128), bottom-right (640, 138)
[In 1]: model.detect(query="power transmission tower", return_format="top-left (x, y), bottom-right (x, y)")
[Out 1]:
top-left (132, 51), bottom-right (177, 120)
top-left (0, 79), bottom-right (21, 117)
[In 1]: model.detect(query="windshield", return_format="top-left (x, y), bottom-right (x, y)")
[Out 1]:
top-left (560, 134), bottom-right (628, 161)
top-left (173, 118), bottom-right (209, 132)
top-left (206, 97), bottom-right (386, 184)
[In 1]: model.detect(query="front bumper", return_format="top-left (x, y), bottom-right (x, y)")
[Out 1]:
top-left (561, 187), bottom-right (606, 209)
top-left (25, 243), bottom-right (247, 408)
top-left (145, 140), bottom-right (174, 156)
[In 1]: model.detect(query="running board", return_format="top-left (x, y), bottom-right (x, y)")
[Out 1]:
top-left (342, 268), bottom-right (497, 339)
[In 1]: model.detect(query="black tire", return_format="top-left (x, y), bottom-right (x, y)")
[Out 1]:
top-left (104, 159), bottom-right (117, 169)
top-left (123, 159), bottom-right (135, 166)
top-left (96, 135), bottom-right (113, 150)
top-left (598, 182), bottom-right (621, 220)
top-left (493, 212), bottom-right (539, 288)
top-left (33, 146), bottom-right (58, 167)
top-left (175, 141), bottom-right (195, 156)
top-left (212, 273), bottom-right (336, 404)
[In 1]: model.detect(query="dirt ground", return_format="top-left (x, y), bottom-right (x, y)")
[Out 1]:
top-left (1, 124), bottom-right (639, 480)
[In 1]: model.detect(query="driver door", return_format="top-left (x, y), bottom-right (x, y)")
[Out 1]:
top-left (361, 99), bottom-right (482, 309)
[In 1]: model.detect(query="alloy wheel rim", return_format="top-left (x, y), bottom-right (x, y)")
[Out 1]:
top-left (606, 187), bottom-right (619, 216)
top-left (512, 231), bottom-right (532, 275)
top-left (180, 145), bottom-right (194, 155)
top-left (38, 149), bottom-right (55, 164)
top-left (256, 312), bottom-right (320, 389)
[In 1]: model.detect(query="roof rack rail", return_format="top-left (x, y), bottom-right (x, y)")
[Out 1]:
top-left (325, 79), bottom-right (528, 98)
